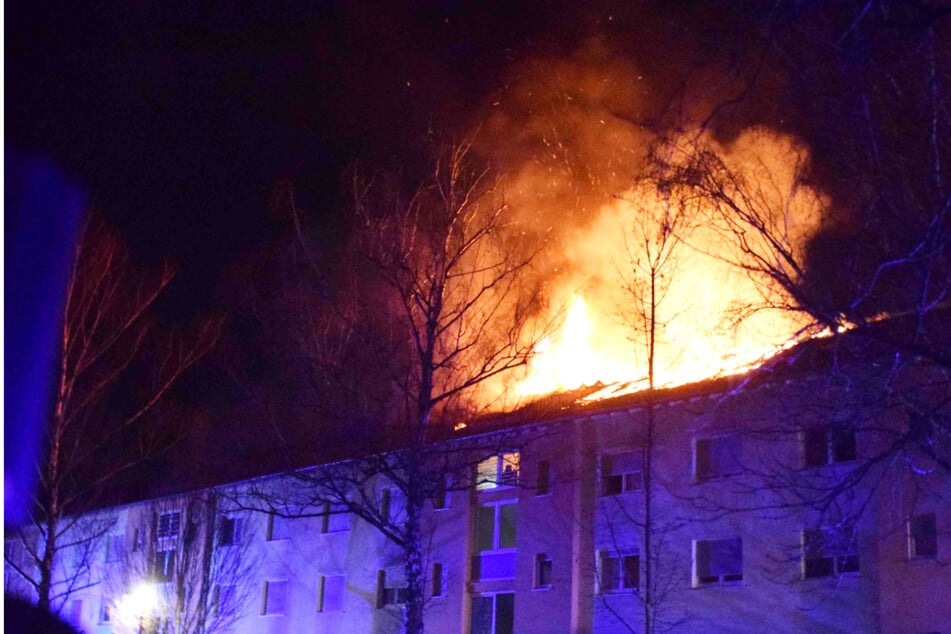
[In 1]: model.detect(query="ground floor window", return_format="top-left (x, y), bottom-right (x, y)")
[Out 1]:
top-left (470, 592), bottom-right (514, 634)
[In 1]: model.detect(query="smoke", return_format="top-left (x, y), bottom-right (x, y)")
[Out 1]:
top-left (468, 35), bottom-right (829, 400)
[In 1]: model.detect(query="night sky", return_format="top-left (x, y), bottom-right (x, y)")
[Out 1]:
top-left (9, 1), bottom-right (945, 494)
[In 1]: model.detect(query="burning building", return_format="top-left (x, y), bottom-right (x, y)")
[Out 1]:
top-left (8, 322), bottom-right (950, 634)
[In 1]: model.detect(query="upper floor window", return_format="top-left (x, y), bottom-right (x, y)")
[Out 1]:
top-left (534, 553), bottom-right (552, 588)
top-left (431, 562), bottom-right (446, 598)
top-left (601, 452), bottom-right (641, 495)
top-left (536, 461), bottom-right (551, 496)
top-left (599, 551), bottom-right (639, 593)
top-left (104, 534), bottom-right (123, 562)
top-left (909, 513), bottom-right (938, 559)
top-left (267, 513), bottom-right (292, 541)
top-left (317, 575), bottom-right (346, 612)
top-left (693, 538), bottom-right (743, 586)
top-left (472, 502), bottom-right (517, 581)
top-left (156, 512), bottom-right (181, 539)
top-left (433, 476), bottom-right (450, 510)
top-left (694, 435), bottom-right (742, 481)
top-left (152, 548), bottom-right (176, 581)
top-left (477, 452), bottom-right (520, 490)
top-left (218, 516), bottom-right (242, 547)
top-left (321, 502), bottom-right (351, 533)
top-left (262, 580), bottom-right (288, 615)
top-left (803, 527), bottom-right (859, 578)
top-left (803, 426), bottom-right (856, 467)
top-left (377, 567), bottom-right (409, 608)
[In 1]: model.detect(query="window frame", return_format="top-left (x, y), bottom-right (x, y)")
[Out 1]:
top-left (802, 527), bottom-right (860, 578)
top-left (217, 516), bottom-right (241, 547)
top-left (536, 460), bottom-right (552, 496)
top-left (694, 435), bottom-right (743, 482)
top-left (909, 513), bottom-right (938, 559)
top-left (262, 579), bottom-right (288, 616)
top-left (431, 562), bottom-right (446, 598)
top-left (598, 550), bottom-right (639, 594)
top-left (266, 512), bottom-right (292, 541)
top-left (534, 553), bottom-right (552, 589)
top-left (476, 452), bottom-right (520, 491)
top-left (600, 451), bottom-right (642, 496)
top-left (802, 426), bottom-right (857, 468)
top-left (320, 502), bottom-right (351, 534)
top-left (156, 511), bottom-right (181, 539)
top-left (317, 574), bottom-right (346, 613)
top-left (692, 537), bottom-right (744, 587)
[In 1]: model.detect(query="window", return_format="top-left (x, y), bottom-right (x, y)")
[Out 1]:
top-left (476, 452), bottom-right (520, 490)
top-left (99, 599), bottom-right (112, 623)
top-left (132, 529), bottom-right (143, 552)
top-left (803, 426), bottom-right (856, 467)
top-left (377, 568), bottom-right (409, 608)
top-left (320, 503), bottom-right (350, 533)
top-left (156, 512), bottom-right (181, 539)
top-left (317, 575), bottom-right (346, 612)
top-left (104, 534), bottom-right (123, 563)
top-left (470, 593), bottom-right (514, 634)
top-left (431, 563), bottom-right (446, 598)
top-left (803, 527), bottom-right (859, 578)
top-left (267, 513), bottom-right (291, 541)
top-left (693, 538), bottom-right (743, 586)
top-left (472, 502), bottom-right (517, 580)
top-left (68, 599), bottom-right (83, 626)
top-left (218, 516), bottom-right (242, 546)
top-left (601, 452), bottom-right (641, 495)
top-left (909, 513), bottom-right (938, 559)
top-left (152, 548), bottom-right (176, 581)
top-left (215, 584), bottom-right (236, 617)
top-left (433, 477), bottom-right (450, 510)
top-left (694, 436), bottom-right (742, 481)
top-left (262, 580), bottom-right (288, 615)
top-left (599, 551), bottom-right (639, 593)
top-left (534, 553), bottom-right (552, 588)
top-left (536, 461), bottom-right (551, 496)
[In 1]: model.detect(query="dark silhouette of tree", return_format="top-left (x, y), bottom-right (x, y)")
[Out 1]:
top-left (241, 138), bottom-right (548, 634)
top-left (5, 211), bottom-right (220, 615)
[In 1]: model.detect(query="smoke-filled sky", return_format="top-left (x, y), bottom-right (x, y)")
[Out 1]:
top-left (8, 1), bottom-right (799, 310)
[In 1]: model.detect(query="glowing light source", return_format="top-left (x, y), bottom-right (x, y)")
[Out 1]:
top-left (113, 583), bottom-right (160, 633)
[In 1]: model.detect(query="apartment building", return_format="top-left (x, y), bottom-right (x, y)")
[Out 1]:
top-left (7, 353), bottom-right (950, 633)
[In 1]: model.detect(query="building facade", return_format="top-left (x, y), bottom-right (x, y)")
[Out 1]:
top-left (7, 363), bottom-right (951, 634)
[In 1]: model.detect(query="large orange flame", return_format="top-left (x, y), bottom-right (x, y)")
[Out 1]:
top-left (497, 128), bottom-right (823, 405)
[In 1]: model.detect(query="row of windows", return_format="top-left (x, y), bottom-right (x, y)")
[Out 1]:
top-left (596, 515), bottom-right (939, 594)
top-left (600, 425), bottom-right (858, 493)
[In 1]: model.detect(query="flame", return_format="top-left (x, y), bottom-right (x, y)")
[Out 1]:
top-left (501, 128), bottom-right (823, 404)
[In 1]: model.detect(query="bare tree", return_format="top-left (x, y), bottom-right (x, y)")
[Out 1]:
top-left (5, 211), bottom-right (221, 614)
top-left (102, 491), bottom-right (256, 634)
top-left (649, 0), bottom-right (951, 589)
top-left (243, 138), bottom-right (547, 634)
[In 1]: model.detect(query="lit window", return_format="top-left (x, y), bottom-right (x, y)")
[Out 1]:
top-left (267, 513), bottom-right (291, 541)
top-left (536, 461), bottom-right (551, 496)
top-left (803, 527), bottom-right (859, 578)
top-left (695, 436), bottom-right (742, 481)
top-left (470, 593), bottom-right (514, 634)
top-left (693, 538), bottom-right (743, 586)
top-left (156, 512), bottom-right (181, 539)
top-left (218, 516), bottom-right (241, 546)
top-left (601, 452), bottom-right (641, 495)
top-left (431, 563), bottom-right (446, 598)
top-left (909, 513), bottom-right (938, 559)
top-left (599, 551), bottom-right (639, 593)
top-left (476, 452), bottom-right (520, 490)
top-left (320, 503), bottom-right (350, 533)
top-left (803, 426), bottom-right (856, 467)
top-left (535, 553), bottom-right (552, 588)
top-left (263, 580), bottom-right (288, 615)
top-left (317, 575), bottom-right (345, 612)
